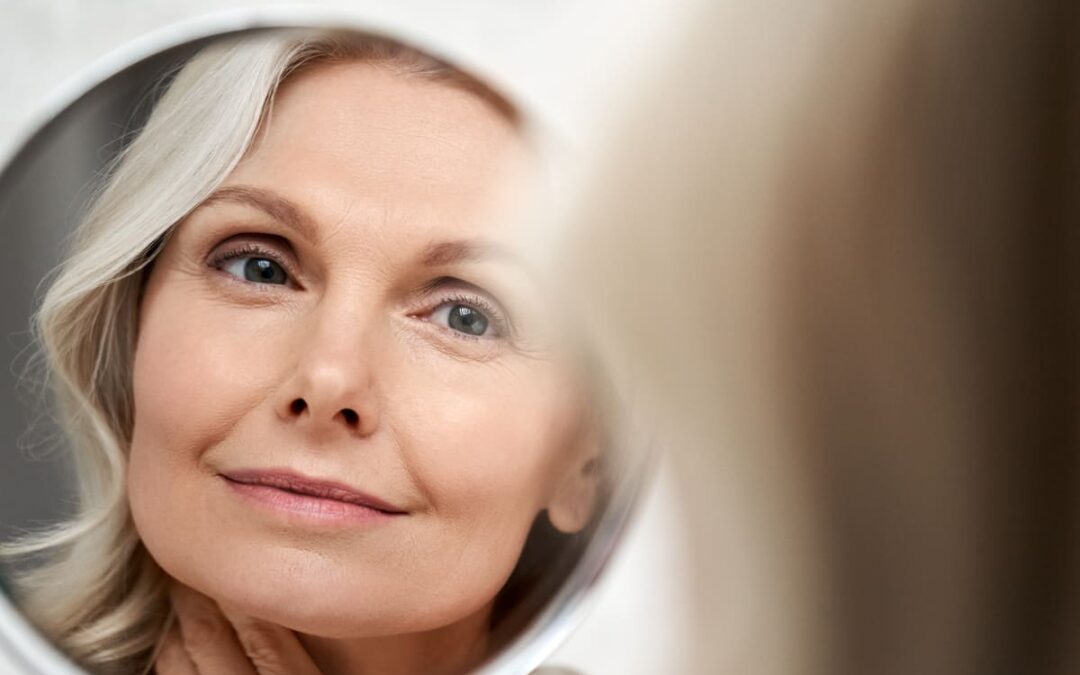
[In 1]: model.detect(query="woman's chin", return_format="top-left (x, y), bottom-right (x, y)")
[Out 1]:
top-left (195, 583), bottom-right (392, 637)
top-left (188, 575), bottom-right (490, 640)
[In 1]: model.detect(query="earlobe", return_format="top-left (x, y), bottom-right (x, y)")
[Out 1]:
top-left (546, 456), bottom-right (600, 534)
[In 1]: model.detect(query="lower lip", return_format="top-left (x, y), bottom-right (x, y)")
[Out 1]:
top-left (223, 477), bottom-right (402, 526)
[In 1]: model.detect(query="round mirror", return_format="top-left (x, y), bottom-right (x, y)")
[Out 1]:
top-left (0, 13), bottom-right (648, 675)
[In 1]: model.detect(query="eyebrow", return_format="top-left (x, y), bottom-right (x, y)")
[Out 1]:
top-left (418, 239), bottom-right (523, 268)
top-left (199, 185), bottom-right (319, 244)
top-left (199, 185), bottom-right (529, 273)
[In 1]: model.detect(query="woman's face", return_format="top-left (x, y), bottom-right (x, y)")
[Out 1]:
top-left (128, 61), bottom-right (596, 638)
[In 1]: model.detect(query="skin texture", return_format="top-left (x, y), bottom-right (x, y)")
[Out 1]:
top-left (130, 61), bottom-right (598, 675)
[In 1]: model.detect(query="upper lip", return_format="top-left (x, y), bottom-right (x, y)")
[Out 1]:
top-left (220, 469), bottom-right (407, 514)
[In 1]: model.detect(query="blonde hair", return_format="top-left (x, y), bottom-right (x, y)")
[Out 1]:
top-left (0, 29), bottom-right (520, 675)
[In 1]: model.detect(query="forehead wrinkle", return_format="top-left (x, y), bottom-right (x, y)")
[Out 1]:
top-left (307, 201), bottom-right (412, 292)
top-left (344, 202), bottom-right (404, 285)
top-left (319, 195), bottom-right (357, 248)
top-left (346, 118), bottom-right (471, 155)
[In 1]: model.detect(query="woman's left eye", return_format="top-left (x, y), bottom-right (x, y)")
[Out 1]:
top-left (429, 302), bottom-right (494, 337)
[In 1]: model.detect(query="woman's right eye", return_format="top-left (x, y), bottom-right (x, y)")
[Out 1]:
top-left (221, 256), bottom-right (289, 285)
top-left (209, 242), bottom-right (294, 287)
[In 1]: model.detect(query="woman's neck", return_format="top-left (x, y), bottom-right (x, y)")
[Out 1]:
top-left (297, 604), bottom-right (493, 675)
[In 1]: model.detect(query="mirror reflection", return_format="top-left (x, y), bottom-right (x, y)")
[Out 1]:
top-left (0, 27), bottom-right (632, 675)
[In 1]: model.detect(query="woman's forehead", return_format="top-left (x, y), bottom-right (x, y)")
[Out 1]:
top-left (222, 60), bottom-right (532, 248)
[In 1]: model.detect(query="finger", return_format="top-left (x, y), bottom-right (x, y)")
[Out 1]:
top-left (154, 623), bottom-right (199, 675)
top-left (219, 605), bottom-right (323, 675)
top-left (170, 583), bottom-right (258, 675)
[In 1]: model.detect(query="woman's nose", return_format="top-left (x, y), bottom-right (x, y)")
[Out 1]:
top-left (276, 308), bottom-right (381, 439)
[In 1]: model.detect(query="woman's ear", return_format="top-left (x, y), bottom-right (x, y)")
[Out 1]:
top-left (545, 446), bottom-right (602, 534)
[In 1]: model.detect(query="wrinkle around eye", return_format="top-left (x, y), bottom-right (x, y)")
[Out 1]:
top-left (194, 258), bottom-right (308, 311)
top-left (393, 317), bottom-right (505, 364)
top-left (396, 312), bottom-right (557, 366)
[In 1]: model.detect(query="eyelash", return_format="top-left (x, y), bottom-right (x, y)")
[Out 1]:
top-left (419, 291), bottom-right (510, 342)
top-left (206, 242), bottom-right (510, 341)
top-left (207, 242), bottom-right (297, 291)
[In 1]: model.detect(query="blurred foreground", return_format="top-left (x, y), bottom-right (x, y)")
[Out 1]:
top-left (557, 1), bottom-right (1079, 673)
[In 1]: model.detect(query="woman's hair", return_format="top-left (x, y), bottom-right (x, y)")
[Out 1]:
top-left (0, 28), bottom-right (554, 675)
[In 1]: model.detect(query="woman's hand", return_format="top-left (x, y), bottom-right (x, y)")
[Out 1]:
top-left (155, 582), bottom-right (323, 675)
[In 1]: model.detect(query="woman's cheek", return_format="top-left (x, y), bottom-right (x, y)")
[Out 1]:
top-left (129, 276), bottom-right (277, 522)
top-left (137, 276), bottom-right (287, 434)
top-left (402, 369), bottom-right (567, 519)
top-left (129, 314), bottom-right (211, 540)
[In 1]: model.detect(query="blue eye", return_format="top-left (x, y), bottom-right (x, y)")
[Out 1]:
top-left (213, 245), bottom-right (291, 286)
top-left (226, 257), bottom-right (288, 284)
top-left (430, 302), bottom-right (493, 337)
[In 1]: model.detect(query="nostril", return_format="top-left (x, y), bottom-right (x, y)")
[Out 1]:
top-left (341, 408), bottom-right (359, 427)
top-left (290, 399), bottom-right (307, 415)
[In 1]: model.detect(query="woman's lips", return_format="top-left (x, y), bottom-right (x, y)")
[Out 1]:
top-left (219, 469), bottom-right (407, 524)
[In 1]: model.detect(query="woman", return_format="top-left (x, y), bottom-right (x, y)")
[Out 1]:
top-left (0, 29), bottom-right (606, 675)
